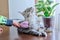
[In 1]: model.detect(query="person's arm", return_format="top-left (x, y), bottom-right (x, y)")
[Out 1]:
top-left (5, 19), bottom-right (13, 26)
top-left (0, 15), bottom-right (29, 28)
top-left (0, 15), bottom-right (20, 27)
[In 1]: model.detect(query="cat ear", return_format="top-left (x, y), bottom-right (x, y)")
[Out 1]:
top-left (24, 7), bottom-right (33, 12)
top-left (18, 11), bottom-right (24, 15)
top-left (29, 7), bottom-right (34, 13)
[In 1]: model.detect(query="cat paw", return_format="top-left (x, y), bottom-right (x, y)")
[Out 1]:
top-left (39, 32), bottom-right (47, 37)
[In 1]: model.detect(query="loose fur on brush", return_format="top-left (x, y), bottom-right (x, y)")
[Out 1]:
top-left (18, 7), bottom-right (47, 37)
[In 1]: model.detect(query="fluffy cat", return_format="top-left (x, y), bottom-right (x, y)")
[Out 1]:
top-left (18, 7), bottom-right (47, 37)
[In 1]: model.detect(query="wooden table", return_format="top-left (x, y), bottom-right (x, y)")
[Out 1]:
top-left (18, 33), bottom-right (51, 40)
top-left (0, 31), bottom-right (52, 40)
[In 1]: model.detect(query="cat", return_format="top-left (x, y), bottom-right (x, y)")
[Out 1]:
top-left (17, 7), bottom-right (47, 37)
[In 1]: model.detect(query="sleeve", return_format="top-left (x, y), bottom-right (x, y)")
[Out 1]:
top-left (0, 15), bottom-right (13, 26)
top-left (5, 19), bottom-right (13, 26)
top-left (0, 15), bottom-right (7, 25)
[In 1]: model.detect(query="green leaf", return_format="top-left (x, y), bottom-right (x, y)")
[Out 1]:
top-left (38, 0), bottom-right (43, 3)
top-left (50, 9), bottom-right (56, 16)
top-left (35, 0), bottom-right (60, 17)
top-left (50, 3), bottom-right (60, 16)
top-left (47, 6), bottom-right (52, 11)
top-left (44, 11), bottom-right (50, 17)
top-left (46, 0), bottom-right (53, 4)
top-left (52, 3), bottom-right (60, 9)
top-left (36, 8), bottom-right (42, 13)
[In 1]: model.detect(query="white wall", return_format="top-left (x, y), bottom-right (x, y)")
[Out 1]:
top-left (55, 0), bottom-right (60, 40)
top-left (9, 0), bottom-right (35, 20)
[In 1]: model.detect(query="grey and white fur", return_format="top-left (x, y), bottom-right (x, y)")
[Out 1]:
top-left (18, 7), bottom-right (47, 37)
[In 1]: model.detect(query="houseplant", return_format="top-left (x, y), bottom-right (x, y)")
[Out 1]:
top-left (35, 0), bottom-right (59, 30)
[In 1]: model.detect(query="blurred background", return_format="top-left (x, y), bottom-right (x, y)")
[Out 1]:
top-left (0, 0), bottom-right (60, 40)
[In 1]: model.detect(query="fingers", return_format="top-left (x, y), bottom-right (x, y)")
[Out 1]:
top-left (13, 21), bottom-right (20, 28)
top-left (14, 23), bottom-right (20, 28)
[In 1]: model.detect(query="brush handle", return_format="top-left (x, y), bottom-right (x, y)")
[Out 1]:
top-left (20, 21), bottom-right (29, 28)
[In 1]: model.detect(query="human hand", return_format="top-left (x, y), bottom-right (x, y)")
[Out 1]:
top-left (13, 21), bottom-right (29, 28)
top-left (13, 20), bottom-right (20, 28)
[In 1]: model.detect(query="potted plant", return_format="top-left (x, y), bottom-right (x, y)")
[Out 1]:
top-left (35, 0), bottom-right (60, 30)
